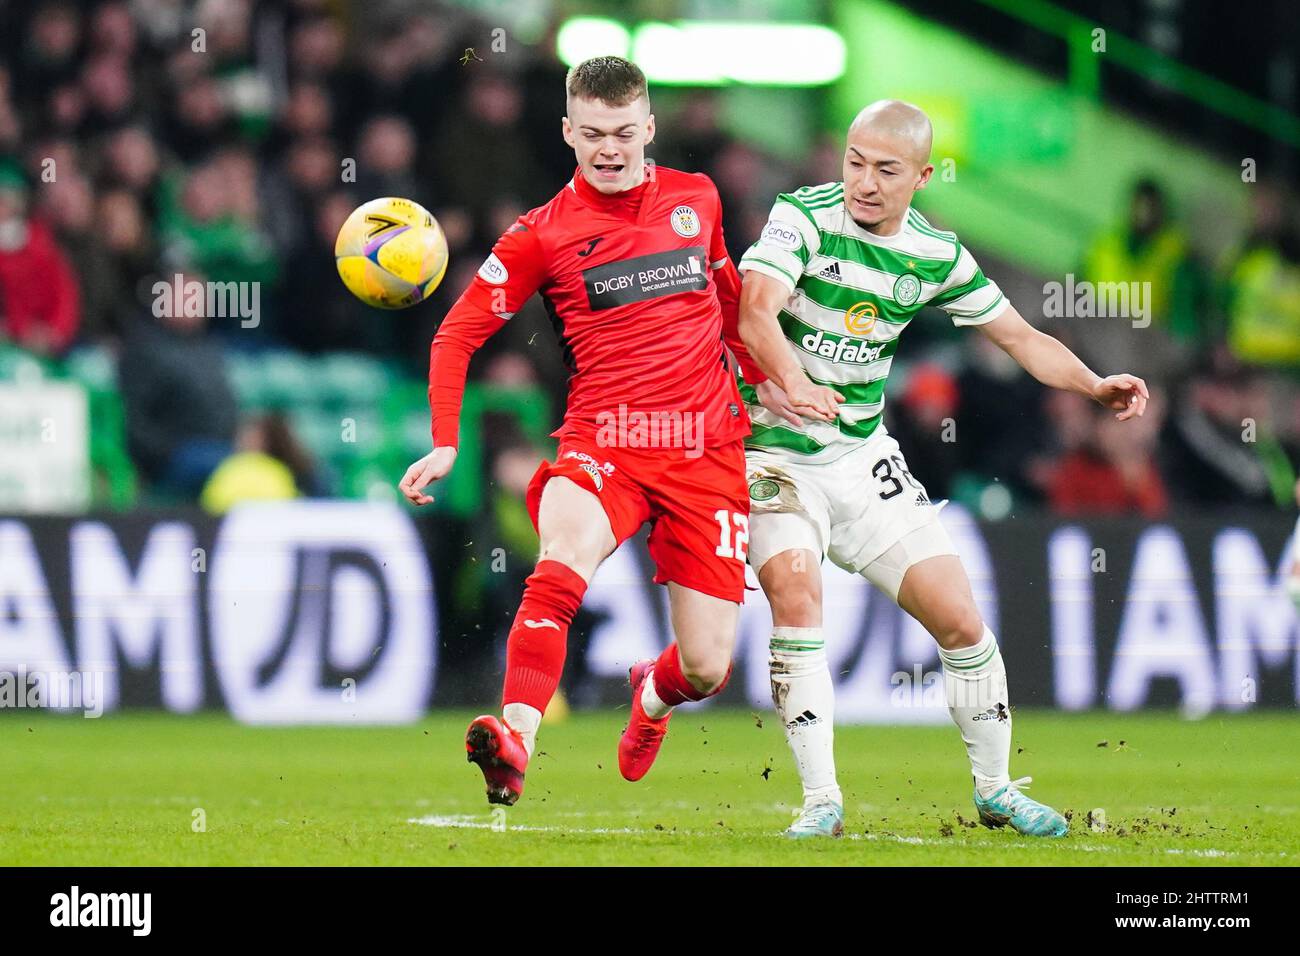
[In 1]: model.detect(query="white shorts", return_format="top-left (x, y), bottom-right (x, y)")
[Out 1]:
top-left (745, 427), bottom-right (957, 602)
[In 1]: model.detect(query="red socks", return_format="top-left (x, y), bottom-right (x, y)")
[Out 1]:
top-left (649, 642), bottom-right (732, 705)
top-left (501, 562), bottom-right (734, 714)
top-left (502, 560), bottom-right (588, 712)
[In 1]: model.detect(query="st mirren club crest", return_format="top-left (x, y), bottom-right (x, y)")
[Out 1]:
top-left (579, 462), bottom-right (603, 491)
top-left (670, 205), bottom-right (700, 238)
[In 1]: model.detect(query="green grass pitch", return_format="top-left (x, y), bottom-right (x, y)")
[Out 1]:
top-left (2, 710), bottom-right (1296, 866)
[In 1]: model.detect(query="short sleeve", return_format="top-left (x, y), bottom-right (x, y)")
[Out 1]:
top-left (930, 244), bottom-right (1008, 326)
top-left (738, 194), bottom-right (821, 294)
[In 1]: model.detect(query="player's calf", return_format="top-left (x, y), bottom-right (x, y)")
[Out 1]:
top-left (759, 550), bottom-right (841, 829)
top-left (619, 575), bottom-right (741, 782)
top-left (618, 642), bottom-right (733, 782)
top-left (770, 627), bottom-right (842, 823)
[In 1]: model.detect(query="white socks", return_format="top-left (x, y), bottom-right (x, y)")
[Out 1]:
top-left (502, 702), bottom-right (541, 758)
top-left (769, 627), bottom-right (841, 807)
top-left (640, 672), bottom-right (672, 720)
top-left (939, 626), bottom-right (1012, 798)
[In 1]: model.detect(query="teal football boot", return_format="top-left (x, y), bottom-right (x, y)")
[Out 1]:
top-left (973, 777), bottom-right (1068, 837)
top-left (784, 800), bottom-right (845, 839)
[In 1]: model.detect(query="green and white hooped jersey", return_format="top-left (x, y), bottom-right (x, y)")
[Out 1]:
top-left (738, 182), bottom-right (1008, 463)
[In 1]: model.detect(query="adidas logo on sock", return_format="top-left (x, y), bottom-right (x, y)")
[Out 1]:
top-left (972, 703), bottom-right (1010, 722)
top-left (785, 709), bottom-right (822, 730)
top-left (817, 262), bottom-right (841, 282)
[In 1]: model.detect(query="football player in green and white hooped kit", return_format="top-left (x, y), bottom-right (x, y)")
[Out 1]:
top-left (736, 100), bottom-right (1151, 839)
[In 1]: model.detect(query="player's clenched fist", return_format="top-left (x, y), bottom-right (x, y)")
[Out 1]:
top-left (1092, 373), bottom-right (1149, 421)
top-left (399, 447), bottom-right (458, 505)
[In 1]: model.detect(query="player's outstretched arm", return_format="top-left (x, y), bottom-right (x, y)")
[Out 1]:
top-left (400, 216), bottom-right (546, 504)
top-left (976, 303), bottom-right (1149, 421)
top-left (738, 270), bottom-right (843, 422)
top-left (399, 447), bottom-right (458, 505)
top-left (398, 296), bottom-right (506, 505)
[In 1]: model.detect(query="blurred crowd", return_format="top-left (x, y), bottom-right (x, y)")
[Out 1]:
top-left (0, 0), bottom-right (1296, 522)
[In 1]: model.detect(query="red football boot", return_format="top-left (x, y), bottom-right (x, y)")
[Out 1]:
top-left (618, 659), bottom-right (672, 782)
top-left (465, 715), bottom-right (528, 805)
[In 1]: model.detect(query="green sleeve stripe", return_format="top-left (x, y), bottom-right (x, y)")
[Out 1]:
top-left (951, 293), bottom-right (1007, 320)
top-left (739, 254), bottom-right (799, 286)
top-left (931, 270), bottom-right (990, 307)
top-left (907, 208), bottom-right (957, 242)
top-left (803, 189), bottom-right (845, 210)
top-left (794, 182), bottom-right (843, 203)
top-left (775, 193), bottom-right (822, 231)
top-left (907, 215), bottom-right (960, 253)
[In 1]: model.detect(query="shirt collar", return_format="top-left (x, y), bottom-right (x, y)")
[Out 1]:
top-left (570, 165), bottom-right (653, 211)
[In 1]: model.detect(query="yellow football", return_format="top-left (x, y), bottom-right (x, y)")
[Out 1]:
top-left (335, 197), bottom-right (449, 309)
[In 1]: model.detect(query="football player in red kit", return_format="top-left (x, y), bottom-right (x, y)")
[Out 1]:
top-left (399, 56), bottom-right (768, 805)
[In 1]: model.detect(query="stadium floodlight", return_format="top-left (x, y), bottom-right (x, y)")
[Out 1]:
top-left (634, 22), bottom-right (846, 86)
top-left (556, 17), bottom-right (632, 64)
top-left (556, 18), bottom-right (847, 86)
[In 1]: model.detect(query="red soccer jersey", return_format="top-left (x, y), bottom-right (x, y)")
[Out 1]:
top-left (428, 165), bottom-right (764, 450)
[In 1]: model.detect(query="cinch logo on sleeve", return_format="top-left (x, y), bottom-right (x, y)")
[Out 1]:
top-left (477, 253), bottom-right (509, 285)
top-left (760, 221), bottom-right (802, 251)
top-left (583, 247), bottom-right (709, 310)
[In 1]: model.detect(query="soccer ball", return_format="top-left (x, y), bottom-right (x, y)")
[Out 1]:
top-left (335, 197), bottom-right (449, 309)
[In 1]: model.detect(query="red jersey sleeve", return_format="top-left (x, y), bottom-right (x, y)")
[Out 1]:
top-left (700, 175), bottom-right (766, 385)
top-left (428, 217), bottom-right (548, 448)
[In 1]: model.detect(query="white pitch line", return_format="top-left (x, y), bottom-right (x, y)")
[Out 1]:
top-left (406, 814), bottom-right (1287, 860)
top-left (408, 816), bottom-right (647, 832)
top-left (852, 831), bottom-right (1287, 859)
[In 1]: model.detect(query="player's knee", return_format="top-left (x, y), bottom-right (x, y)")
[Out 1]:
top-left (934, 605), bottom-right (985, 651)
top-left (537, 538), bottom-right (576, 566)
top-left (537, 537), bottom-right (599, 578)
top-left (679, 650), bottom-right (731, 694)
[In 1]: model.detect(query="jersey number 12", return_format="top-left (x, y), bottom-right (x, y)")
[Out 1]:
top-left (714, 510), bottom-right (749, 561)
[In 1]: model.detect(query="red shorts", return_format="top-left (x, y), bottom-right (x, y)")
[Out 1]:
top-left (525, 436), bottom-right (749, 603)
